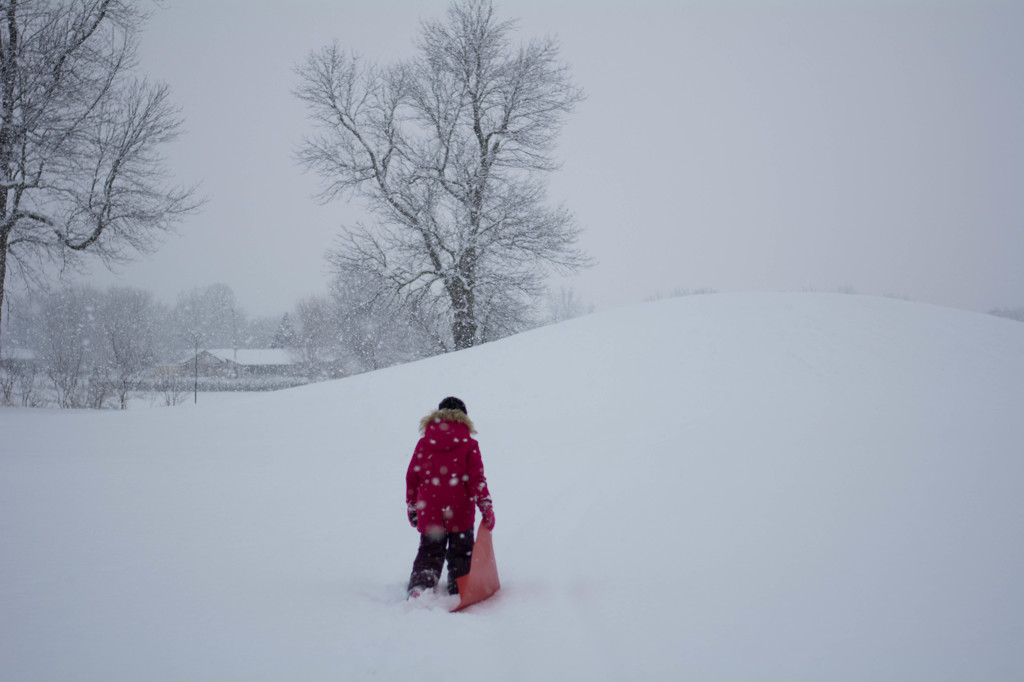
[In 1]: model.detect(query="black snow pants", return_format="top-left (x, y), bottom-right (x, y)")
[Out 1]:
top-left (408, 529), bottom-right (474, 595)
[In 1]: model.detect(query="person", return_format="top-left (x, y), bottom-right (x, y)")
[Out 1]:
top-left (406, 396), bottom-right (495, 598)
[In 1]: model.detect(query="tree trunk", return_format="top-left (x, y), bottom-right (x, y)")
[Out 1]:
top-left (0, 230), bottom-right (7, 362)
top-left (449, 277), bottom-right (477, 350)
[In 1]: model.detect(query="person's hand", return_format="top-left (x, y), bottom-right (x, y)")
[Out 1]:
top-left (408, 509), bottom-right (418, 528)
top-left (481, 506), bottom-right (495, 531)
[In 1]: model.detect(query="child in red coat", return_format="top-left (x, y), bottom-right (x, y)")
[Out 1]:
top-left (406, 397), bottom-right (495, 597)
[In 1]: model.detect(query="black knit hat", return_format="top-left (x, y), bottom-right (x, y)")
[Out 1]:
top-left (438, 396), bottom-right (467, 415)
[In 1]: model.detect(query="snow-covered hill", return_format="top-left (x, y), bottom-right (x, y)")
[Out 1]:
top-left (3, 293), bottom-right (1023, 681)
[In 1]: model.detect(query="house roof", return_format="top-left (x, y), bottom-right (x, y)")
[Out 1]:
top-left (206, 349), bottom-right (296, 366)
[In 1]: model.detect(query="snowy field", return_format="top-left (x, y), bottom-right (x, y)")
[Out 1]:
top-left (2, 293), bottom-right (1023, 681)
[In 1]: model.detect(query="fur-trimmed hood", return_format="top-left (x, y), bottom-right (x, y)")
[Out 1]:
top-left (419, 408), bottom-right (476, 435)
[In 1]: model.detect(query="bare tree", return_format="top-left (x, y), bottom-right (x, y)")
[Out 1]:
top-left (172, 284), bottom-right (246, 353)
top-left (102, 286), bottom-right (155, 409)
top-left (37, 284), bottom-right (98, 408)
top-left (0, 353), bottom-right (13, 403)
top-left (329, 266), bottom-right (436, 373)
top-left (0, 0), bottom-right (199, 361)
top-left (295, 0), bottom-right (589, 350)
top-left (293, 294), bottom-right (336, 377)
top-left (1, 289), bottom-right (43, 405)
top-left (543, 286), bottom-right (593, 325)
top-left (989, 306), bottom-right (1024, 323)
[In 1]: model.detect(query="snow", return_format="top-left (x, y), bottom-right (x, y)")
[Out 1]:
top-left (2, 293), bottom-right (1023, 681)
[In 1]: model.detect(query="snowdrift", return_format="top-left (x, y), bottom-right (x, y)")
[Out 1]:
top-left (2, 293), bottom-right (1022, 681)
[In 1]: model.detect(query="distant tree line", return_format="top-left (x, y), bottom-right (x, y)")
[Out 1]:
top-left (0, 277), bottom-right (590, 409)
top-left (1, 284), bottom-right (235, 408)
top-left (989, 307), bottom-right (1024, 323)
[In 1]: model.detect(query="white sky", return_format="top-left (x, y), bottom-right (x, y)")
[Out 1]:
top-left (78, 0), bottom-right (1024, 317)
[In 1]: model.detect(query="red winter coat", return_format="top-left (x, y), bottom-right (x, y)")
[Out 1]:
top-left (406, 409), bottom-right (492, 535)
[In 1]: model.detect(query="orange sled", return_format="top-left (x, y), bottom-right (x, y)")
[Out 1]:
top-left (450, 523), bottom-right (500, 612)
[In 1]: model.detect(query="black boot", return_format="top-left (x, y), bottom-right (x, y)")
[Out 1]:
top-left (408, 533), bottom-right (446, 596)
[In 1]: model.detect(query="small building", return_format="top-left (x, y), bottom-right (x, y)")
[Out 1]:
top-left (178, 348), bottom-right (299, 379)
top-left (0, 348), bottom-right (38, 372)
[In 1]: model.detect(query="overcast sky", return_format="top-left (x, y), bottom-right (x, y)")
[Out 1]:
top-left (76, 0), bottom-right (1024, 318)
